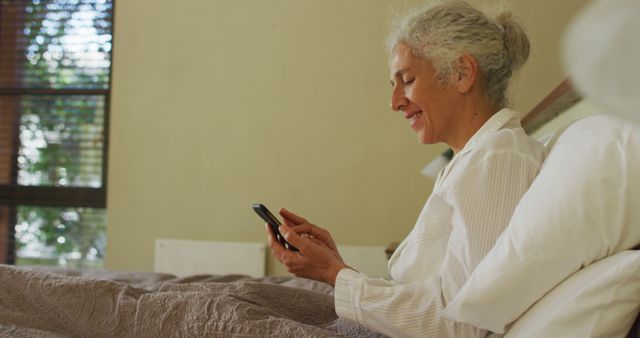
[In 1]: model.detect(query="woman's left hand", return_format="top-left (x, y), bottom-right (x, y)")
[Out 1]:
top-left (267, 223), bottom-right (349, 287)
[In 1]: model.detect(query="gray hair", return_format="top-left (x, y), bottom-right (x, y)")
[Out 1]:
top-left (387, 0), bottom-right (530, 108)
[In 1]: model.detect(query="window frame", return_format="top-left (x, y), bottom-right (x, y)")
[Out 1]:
top-left (0, 0), bottom-right (115, 264)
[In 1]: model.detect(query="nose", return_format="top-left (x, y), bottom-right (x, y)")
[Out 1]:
top-left (390, 85), bottom-right (408, 112)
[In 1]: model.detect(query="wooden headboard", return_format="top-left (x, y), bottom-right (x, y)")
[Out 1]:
top-left (521, 79), bottom-right (582, 134)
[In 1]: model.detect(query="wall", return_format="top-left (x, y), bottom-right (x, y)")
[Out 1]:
top-left (107, 0), bottom-right (591, 275)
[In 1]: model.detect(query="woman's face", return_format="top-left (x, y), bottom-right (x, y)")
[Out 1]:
top-left (389, 43), bottom-right (461, 145)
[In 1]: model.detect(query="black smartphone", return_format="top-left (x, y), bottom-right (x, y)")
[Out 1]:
top-left (252, 203), bottom-right (299, 251)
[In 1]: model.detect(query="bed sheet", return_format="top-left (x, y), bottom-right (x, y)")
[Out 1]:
top-left (0, 265), bottom-right (385, 338)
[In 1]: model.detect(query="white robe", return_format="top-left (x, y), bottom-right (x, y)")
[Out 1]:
top-left (334, 109), bottom-right (546, 338)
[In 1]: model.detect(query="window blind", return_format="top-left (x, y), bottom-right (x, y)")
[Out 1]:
top-left (0, 0), bottom-right (113, 266)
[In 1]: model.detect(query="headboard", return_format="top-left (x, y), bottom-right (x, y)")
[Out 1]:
top-left (521, 78), bottom-right (582, 135)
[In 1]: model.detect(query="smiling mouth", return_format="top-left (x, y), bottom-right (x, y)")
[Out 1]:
top-left (409, 111), bottom-right (422, 123)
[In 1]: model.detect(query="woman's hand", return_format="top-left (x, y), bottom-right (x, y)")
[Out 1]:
top-left (266, 209), bottom-right (350, 286)
top-left (279, 208), bottom-right (342, 260)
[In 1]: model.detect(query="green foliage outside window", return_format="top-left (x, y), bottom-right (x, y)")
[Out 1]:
top-left (7, 0), bottom-right (113, 268)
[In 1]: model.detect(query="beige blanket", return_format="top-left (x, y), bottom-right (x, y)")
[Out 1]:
top-left (0, 265), bottom-right (385, 338)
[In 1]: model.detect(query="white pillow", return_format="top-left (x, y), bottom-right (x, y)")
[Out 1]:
top-left (442, 114), bottom-right (640, 333)
top-left (505, 250), bottom-right (640, 338)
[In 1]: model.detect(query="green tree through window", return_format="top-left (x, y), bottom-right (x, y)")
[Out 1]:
top-left (0, 0), bottom-right (113, 268)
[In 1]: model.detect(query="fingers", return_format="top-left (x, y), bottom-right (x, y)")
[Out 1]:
top-left (278, 209), bottom-right (330, 243)
top-left (267, 223), bottom-right (290, 254)
top-left (278, 223), bottom-right (307, 252)
top-left (279, 208), bottom-right (307, 226)
top-left (279, 217), bottom-right (323, 238)
top-left (288, 223), bottom-right (315, 235)
top-left (308, 237), bottom-right (325, 247)
top-left (267, 223), bottom-right (302, 264)
top-left (268, 223), bottom-right (347, 285)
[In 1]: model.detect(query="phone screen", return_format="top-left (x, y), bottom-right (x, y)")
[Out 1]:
top-left (252, 203), bottom-right (299, 251)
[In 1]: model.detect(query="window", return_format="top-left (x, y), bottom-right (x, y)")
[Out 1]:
top-left (0, 0), bottom-right (113, 268)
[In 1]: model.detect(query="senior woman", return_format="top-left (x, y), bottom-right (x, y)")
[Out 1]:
top-left (267, 1), bottom-right (545, 337)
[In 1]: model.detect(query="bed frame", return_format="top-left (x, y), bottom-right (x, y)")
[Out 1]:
top-left (521, 78), bottom-right (582, 134)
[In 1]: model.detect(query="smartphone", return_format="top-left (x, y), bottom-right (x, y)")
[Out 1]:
top-left (252, 203), bottom-right (299, 251)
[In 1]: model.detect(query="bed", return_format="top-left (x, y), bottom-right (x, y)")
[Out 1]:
top-left (2, 72), bottom-right (640, 338)
top-left (0, 264), bottom-right (385, 337)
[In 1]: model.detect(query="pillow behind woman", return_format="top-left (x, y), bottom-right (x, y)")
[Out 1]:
top-left (443, 113), bottom-right (640, 334)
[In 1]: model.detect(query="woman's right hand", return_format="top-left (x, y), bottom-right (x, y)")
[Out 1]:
top-left (279, 208), bottom-right (343, 262)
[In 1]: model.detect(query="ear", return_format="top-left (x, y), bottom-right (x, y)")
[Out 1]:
top-left (452, 54), bottom-right (478, 94)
